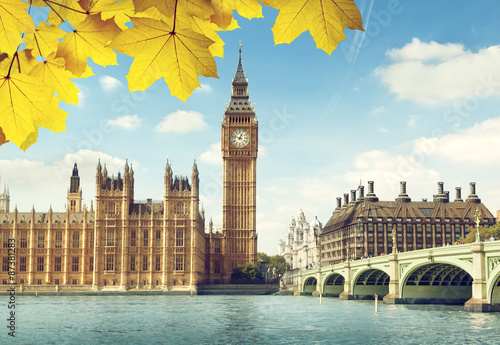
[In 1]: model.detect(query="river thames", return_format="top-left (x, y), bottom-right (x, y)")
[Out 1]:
top-left (5, 295), bottom-right (500, 344)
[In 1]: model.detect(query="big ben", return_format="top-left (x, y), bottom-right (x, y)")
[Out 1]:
top-left (221, 45), bottom-right (258, 281)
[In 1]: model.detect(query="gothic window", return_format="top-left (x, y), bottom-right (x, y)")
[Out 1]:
top-left (2, 257), bottom-right (7, 271)
top-left (89, 257), bottom-right (94, 272)
top-left (214, 260), bottom-right (220, 274)
top-left (19, 257), bottom-right (26, 272)
top-left (215, 240), bottom-right (221, 254)
top-left (155, 230), bottom-right (161, 247)
top-left (177, 203), bottom-right (184, 215)
top-left (54, 257), bottom-right (62, 272)
top-left (105, 254), bottom-right (114, 271)
top-left (20, 232), bottom-right (27, 248)
top-left (72, 232), bottom-right (80, 248)
top-left (108, 202), bottom-right (115, 215)
top-left (175, 255), bottom-right (184, 271)
top-left (130, 255), bottom-right (135, 271)
top-left (89, 233), bottom-right (94, 248)
top-left (2, 232), bottom-right (8, 248)
top-left (37, 257), bottom-right (44, 272)
top-left (143, 230), bottom-right (148, 247)
top-left (175, 230), bottom-right (184, 247)
top-left (142, 255), bottom-right (148, 271)
top-left (72, 257), bottom-right (79, 271)
top-left (38, 232), bottom-right (45, 248)
top-left (55, 231), bottom-right (63, 248)
top-left (155, 255), bottom-right (161, 271)
top-left (130, 230), bottom-right (136, 246)
top-left (106, 229), bottom-right (116, 246)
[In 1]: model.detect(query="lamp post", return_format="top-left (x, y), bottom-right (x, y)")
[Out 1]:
top-left (391, 225), bottom-right (397, 253)
top-left (474, 208), bottom-right (482, 242)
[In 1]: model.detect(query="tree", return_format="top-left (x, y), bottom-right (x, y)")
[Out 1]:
top-left (459, 223), bottom-right (500, 244)
top-left (257, 252), bottom-right (290, 274)
top-left (0, 0), bottom-right (363, 150)
top-left (231, 262), bottom-right (264, 283)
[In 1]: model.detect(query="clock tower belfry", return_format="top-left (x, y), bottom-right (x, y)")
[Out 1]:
top-left (221, 45), bottom-right (258, 281)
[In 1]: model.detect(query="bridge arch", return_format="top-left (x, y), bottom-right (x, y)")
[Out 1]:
top-left (401, 261), bottom-right (472, 304)
top-left (351, 268), bottom-right (390, 299)
top-left (323, 273), bottom-right (345, 296)
top-left (303, 277), bottom-right (317, 294)
top-left (487, 262), bottom-right (500, 304)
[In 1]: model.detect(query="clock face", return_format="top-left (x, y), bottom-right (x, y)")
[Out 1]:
top-left (230, 129), bottom-right (250, 147)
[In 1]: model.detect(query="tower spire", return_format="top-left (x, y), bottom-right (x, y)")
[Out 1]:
top-left (233, 41), bottom-right (247, 85)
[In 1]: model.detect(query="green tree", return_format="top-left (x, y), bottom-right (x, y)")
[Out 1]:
top-left (231, 263), bottom-right (264, 283)
top-left (459, 224), bottom-right (500, 244)
top-left (257, 252), bottom-right (290, 274)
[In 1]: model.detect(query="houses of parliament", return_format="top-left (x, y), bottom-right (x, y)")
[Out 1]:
top-left (0, 48), bottom-right (258, 291)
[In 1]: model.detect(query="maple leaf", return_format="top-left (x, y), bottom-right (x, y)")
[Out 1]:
top-left (0, 0), bottom-right (35, 54)
top-left (262, 0), bottom-right (363, 55)
top-left (0, 69), bottom-right (68, 150)
top-left (56, 13), bottom-right (121, 77)
top-left (211, 0), bottom-right (263, 30)
top-left (110, 15), bottom-right (218, 101)
top-left (0, 127), bottom-right (8, 147)
top-left (25, 21), bottom-right (66, 57)
top-left (29, 52), bottom-right (80, 105)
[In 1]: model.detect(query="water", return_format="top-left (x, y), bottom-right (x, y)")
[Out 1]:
top-left (5, 295), bottom-right (500, 344)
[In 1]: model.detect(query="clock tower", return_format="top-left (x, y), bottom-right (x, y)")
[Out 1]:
top-left (221, 45), bottom-right (258, 281)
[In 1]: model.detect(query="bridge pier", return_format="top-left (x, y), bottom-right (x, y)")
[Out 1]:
top-left (383, 253), bottom-right (403, 304)
top-left (465, 242), bottom-right (500, 312)
top-left (339, 262), bottom-right (353, 300)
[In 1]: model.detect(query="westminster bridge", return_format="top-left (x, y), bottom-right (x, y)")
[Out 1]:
top-left (283, 241), bottom-right (500, 312)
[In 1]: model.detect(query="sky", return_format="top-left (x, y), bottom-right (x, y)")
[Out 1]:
top-left (1, 0), bottom-right (500, 255)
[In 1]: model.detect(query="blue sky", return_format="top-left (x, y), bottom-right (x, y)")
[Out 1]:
top-left (2, 0), bottom-right (500, 255)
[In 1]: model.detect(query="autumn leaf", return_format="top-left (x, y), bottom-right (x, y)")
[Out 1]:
top-left (55, 13), bottom-right (121, 77)
top-left (0, 127), bottom-right (8, 147)
top-left (262, 0), bottom-right (363, 55)
top-left (0, 69), bottom-right (68, 150)
top-left (211, 0), bottom-right (263, 30)
top-left (29, 52), bottom-right (80, 105)
top-left (0, 0), bottom-right (35, 54)
top-left (110, 15), bottom-right (218, 101)
top-left (25, 21), bottom-right (66, 57)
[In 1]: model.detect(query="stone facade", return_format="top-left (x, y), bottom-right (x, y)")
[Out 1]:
top-left (279, 210), bottom-right (322, 270)
top-left (320, 181), bottom-right (497, 265)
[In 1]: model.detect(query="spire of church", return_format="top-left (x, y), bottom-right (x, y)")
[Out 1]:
top-left (233, 41), bottom-right (247, 85)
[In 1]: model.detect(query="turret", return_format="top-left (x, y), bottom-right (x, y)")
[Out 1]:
top-left (191, 159), bottom-right (199, 195)
top-left (68, 163), bottom-right (82, 213)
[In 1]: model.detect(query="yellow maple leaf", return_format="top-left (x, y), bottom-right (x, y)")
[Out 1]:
top-left (25, 21), bottom-right (66, 57)
top-left (29, 52), bottom-right (80, 105)
top-left (133, 0), bottom-right (213, 19)
top-left (211, 0), bottom-right (263, 30)
top-left (0, 127), bottom-right (8, 147)
top-left (110, 15), bottom-right (218, 101)
top-left (191, 16), bottom-right (239, 58)
top-left (0, 70), bottom-right (68, 150)
top-left (262, 0), bottom-right (363, 55)
top-left (0, 0), bottom-right (35, 54)
top-left (56, 13), bottom-right (121, 77)
top-left (78, 0), bottom-right (135, 29)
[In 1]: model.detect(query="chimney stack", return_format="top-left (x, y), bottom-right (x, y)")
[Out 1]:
top-left (365, 181), bottom-right (379, 202)
top-left (343, 193), bottom-right (349, 207)
top-left (358, 186), bottom-right (365, 200)
top-left (336, 197), bottom-right (342, 209)
top-left (396, 181), bottom-right (411, 202)
top-left (466, 182), bottom-right (480, 203)
top-left (350, 190), bottom-right (357, 204)
top-left (455, 187), bottom-right (463, 202)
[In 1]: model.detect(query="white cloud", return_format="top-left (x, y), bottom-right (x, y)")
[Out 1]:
top-left (98, 76), bottom-right (122, 92)
top-left (156, 110), bottom-right (207, 134)
top-left (370, 105), bottom-right (387, 115)
top-left (108, 115), bottom-right (142, 129)
top-left (408, 115), bottom-right (419, 127)
top-left (195, 84), bottom-right (213, 93)
top-left (414, 117), bottom-right (500, 164)
top-left (377, 126), bottom-right (389, 133)
top-left (200, 143), bottom-right (222, 166)
top-left (375, 38), bottom-right (500, 105)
